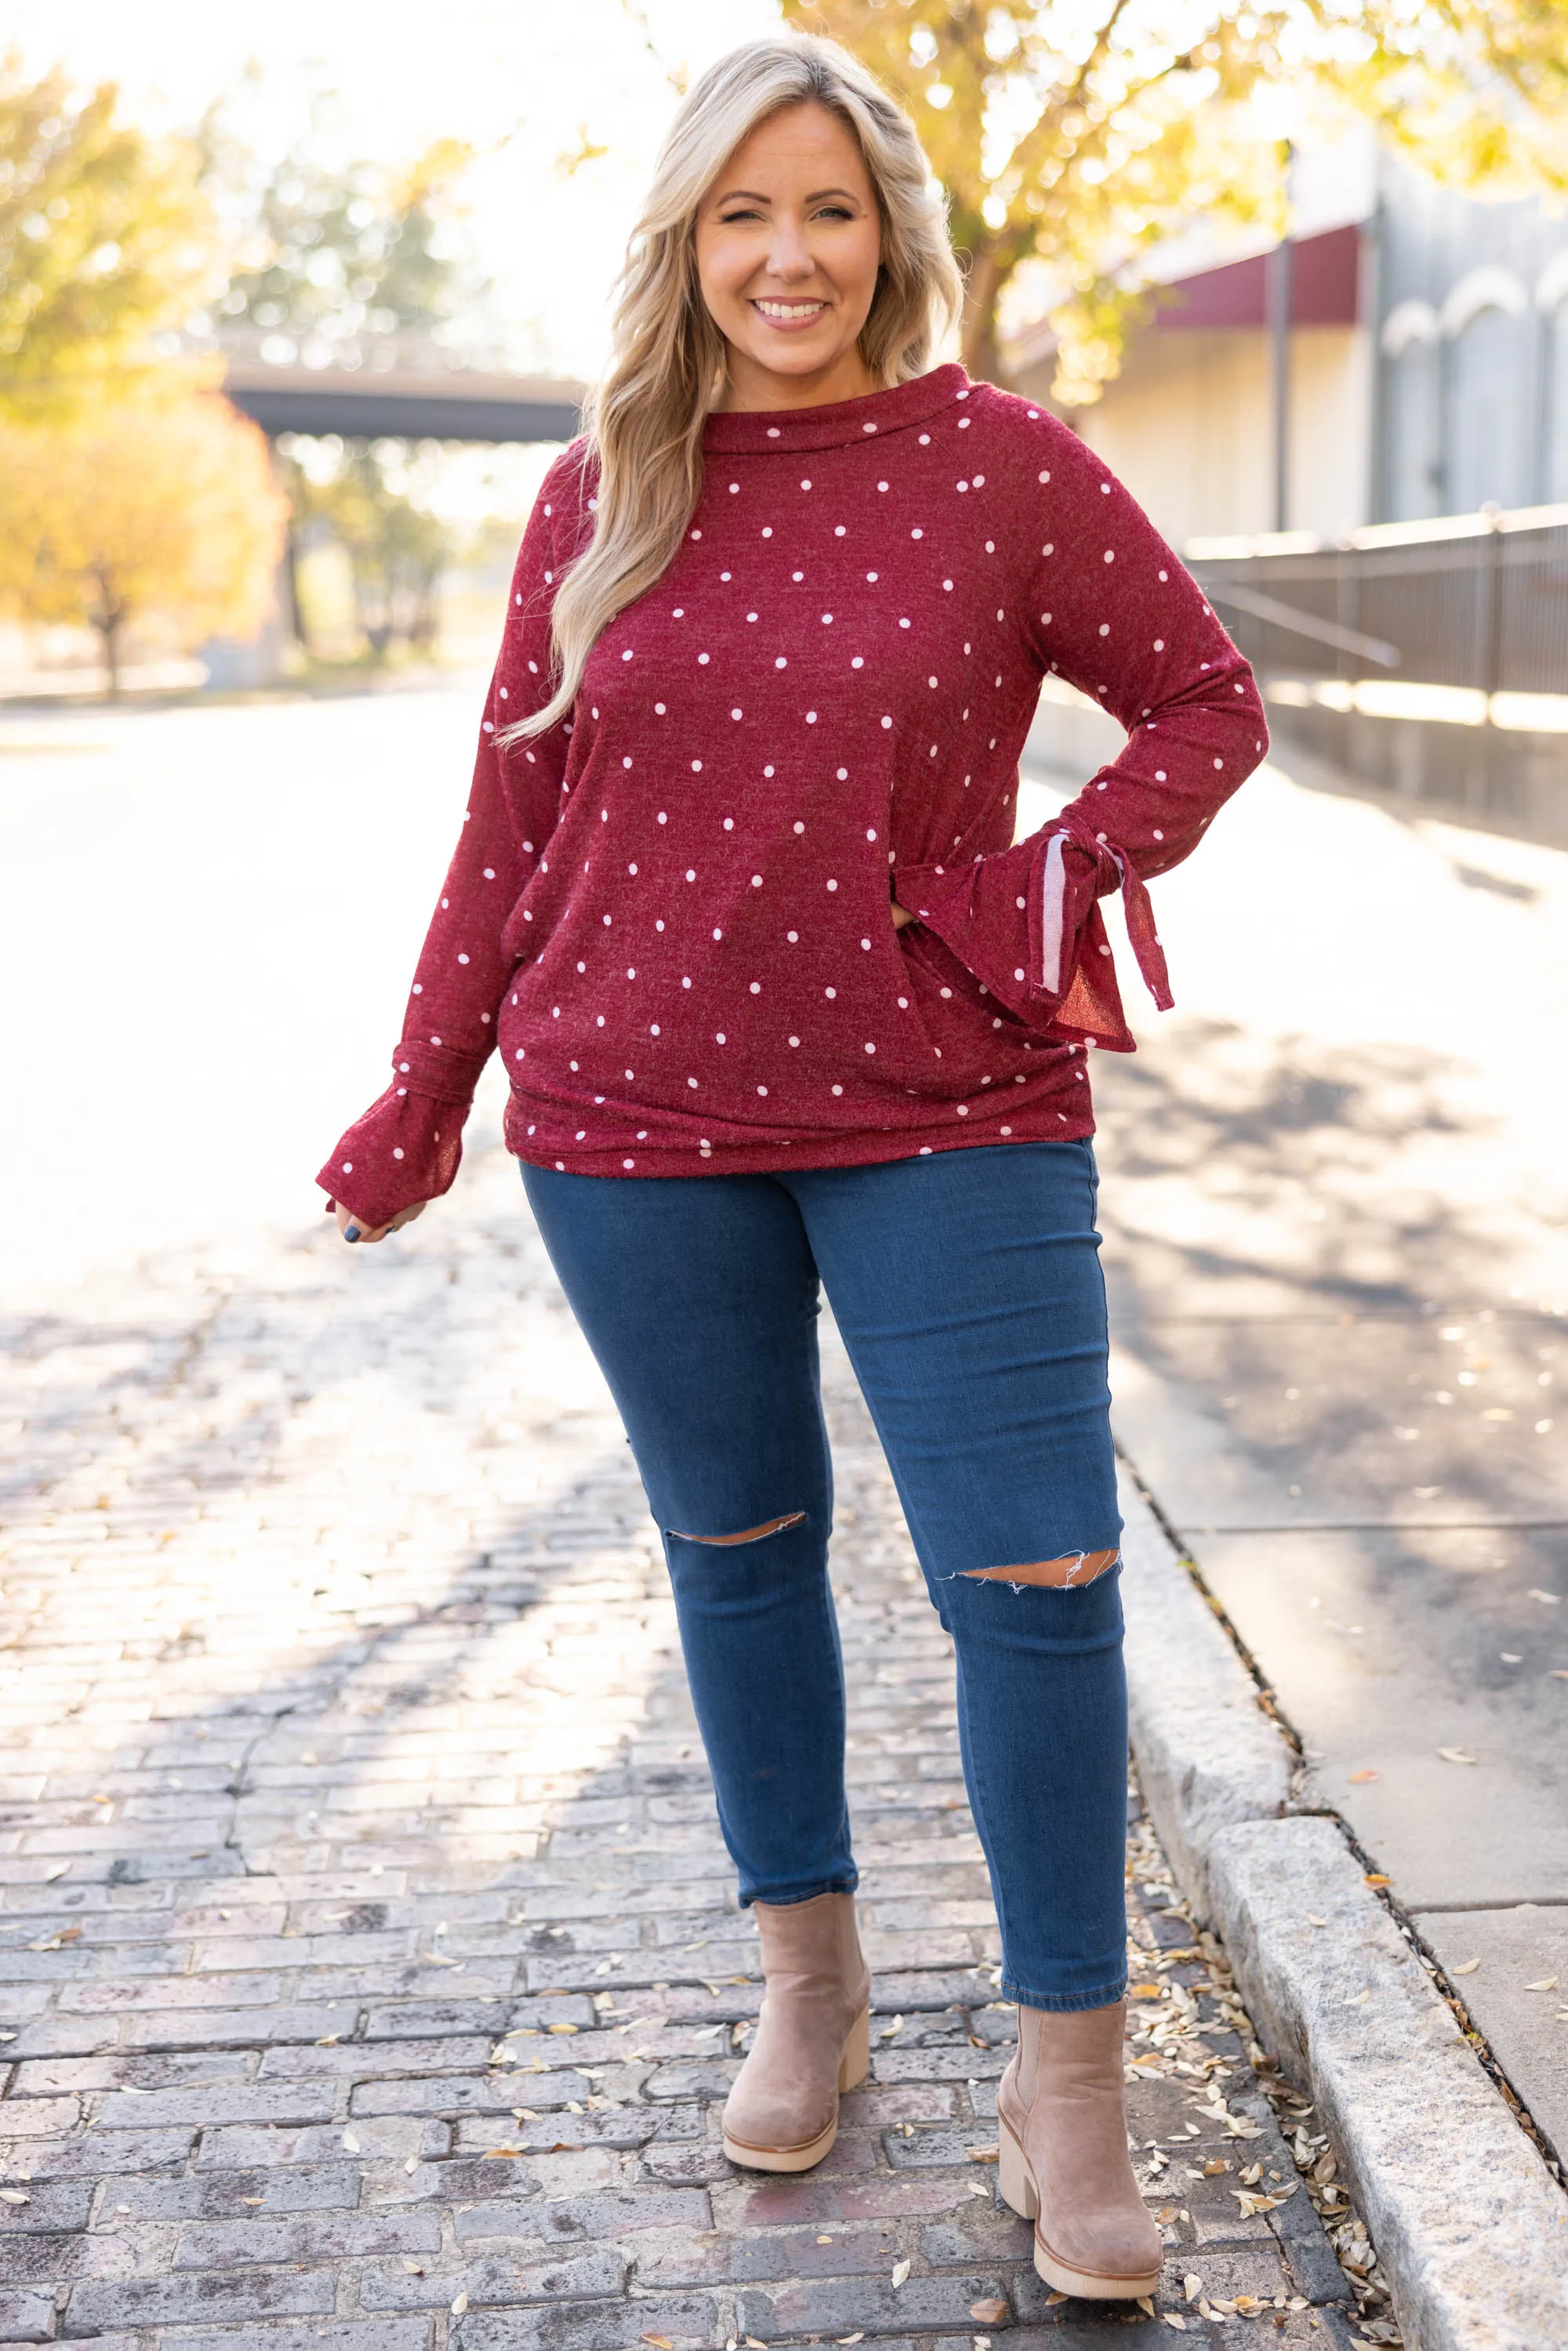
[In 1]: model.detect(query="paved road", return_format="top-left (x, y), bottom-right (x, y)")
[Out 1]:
top-left (0, 691), bottom-right (1373, 2347)
top-left (1023, 717), bottom-right (1568, 2183)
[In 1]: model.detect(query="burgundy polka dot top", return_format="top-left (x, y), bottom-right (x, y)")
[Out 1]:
top-left (320, 365), bottom-right (1267, 1226)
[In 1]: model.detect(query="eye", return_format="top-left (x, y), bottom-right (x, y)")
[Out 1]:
top-left (815, 204), bottom-right (855, 221)
top-left (719, 206), bottom-right (764, 223)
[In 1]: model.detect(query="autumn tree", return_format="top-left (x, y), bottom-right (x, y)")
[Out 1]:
top-left (781, 0), bottom-right (1568, 404)
top-left (209, 117), bottom-right (485, 366)
top-left (0, 54), bottom-right (213, 419)
top-left (204, 110), bottom-right (481, 656)
top-left (0, 386), bottom-right (288, 695)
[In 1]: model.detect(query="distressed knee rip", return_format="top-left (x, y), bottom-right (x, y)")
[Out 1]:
top-left (666, 1512), bottom-right (806, 1547)
top-left (958, 1547), bottom-right (1119, 1591)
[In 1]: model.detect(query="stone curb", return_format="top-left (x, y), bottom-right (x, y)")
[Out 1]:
top-left (1117, 1467), bottom-right (1568, 2351)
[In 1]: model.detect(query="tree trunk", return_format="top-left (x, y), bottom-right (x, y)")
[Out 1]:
top-left (959, 241), bottom-right (1008, 388)
top-left (281, 516), bottom-right (312, 655)
top-left (95, 597), bottom-right (125, 701)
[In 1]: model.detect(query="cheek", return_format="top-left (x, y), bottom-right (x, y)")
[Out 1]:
top-left (695, 237), bottom-right (751, 316)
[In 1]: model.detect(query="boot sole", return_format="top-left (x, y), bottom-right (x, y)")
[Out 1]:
top-left (721, 2004), bottom-right (871, 2173)
top-left (997, 2110), bottom-right (1163, 2301)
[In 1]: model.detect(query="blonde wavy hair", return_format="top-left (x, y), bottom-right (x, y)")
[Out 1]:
top-left (501, 33), bottom-right (963, 745)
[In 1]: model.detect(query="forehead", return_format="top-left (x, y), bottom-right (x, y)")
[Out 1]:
top-left (710, 100), bottom-right (873, 196)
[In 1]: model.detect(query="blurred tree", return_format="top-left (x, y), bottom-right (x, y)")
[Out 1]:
top-left (0, 386), bottom-right (287, 695)
top-left (0, 54), bottom-right (213, 419)
top-left (782, 0), bottom-right (1568, 405)
top-left (205, 111), bottom-right (480, 658)
top-left (210, 122), bottom-right (483, 365)
top-left (287, 443), bottom-right (454, 660)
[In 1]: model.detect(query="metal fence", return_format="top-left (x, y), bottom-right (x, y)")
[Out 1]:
top-left (1186, 504), bottom-right (1568, 846)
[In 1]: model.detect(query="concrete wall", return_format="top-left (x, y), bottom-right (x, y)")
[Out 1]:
top-left (1018, 325), bottom-right (1373, 550)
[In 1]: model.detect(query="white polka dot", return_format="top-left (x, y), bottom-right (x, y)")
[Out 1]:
top-left (826, 879), bottom-right (838, 891)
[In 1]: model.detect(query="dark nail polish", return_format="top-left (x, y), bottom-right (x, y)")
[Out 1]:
top-left (344, 1225), bottom-right (361, 1243)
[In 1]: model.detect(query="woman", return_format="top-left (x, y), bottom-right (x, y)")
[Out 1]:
top-left (320, 34), bottom-right (1265, 2302)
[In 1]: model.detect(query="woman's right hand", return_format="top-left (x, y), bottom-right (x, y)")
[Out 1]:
top-left (328, 1199), bottom-right (430, 1246)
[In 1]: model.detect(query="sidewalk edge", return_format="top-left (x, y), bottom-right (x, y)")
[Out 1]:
top-left (1117, 1468), bottom-right (1568, 2351)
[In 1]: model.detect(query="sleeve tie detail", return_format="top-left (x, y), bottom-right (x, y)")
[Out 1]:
top-left (1044, 819), bottom-right (1173, 1012)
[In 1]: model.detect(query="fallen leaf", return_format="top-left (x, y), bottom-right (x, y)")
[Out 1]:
top-left (1183, 2274), bottom-right (1203, 2302)
top-left (1129, 1982), bottom-right (1163, 2000)
top-left (1451, 1958), bottom-right (1481, 1975)
top-left (1348, 1770), bottom-right (1379, 1785)
top-left (0, 2189), bottom-right (29, 2204)
top-left (891, 2258), bottom-right (911, 2288)
top-left (1343, 1989), bottom-right (1371, 2006)
top-left (836, 2336), bottom-right (865, 2346)
top-left (968, 2299), bottom-right (1008, 2324)
top-left (966, 2145), bottom-right (999, 2163)
top-left (1162, 2320), bottom-right (1189, 2334)
top-left (451, 2292), bottom-right (468, 2316)
top-left (403, 2156), bottom-right (418, 2174)
top-left (342, 2131), bottom-right (361, 2153)
top-left (640, 2337), bottom-right (671, 2348)
top-left (1045, 2293), bottom-right (1068, 2307)
top-left (1363, 1874), bottom-right (1391, 1888)
top-left (1526, 1976), bottom-right (1560, 1992)
top-left (401, 2261), bottom-right (424, 2275)
top-left (480, 2146), bottom-right (526, 2159)
top-left (1438, 1747), bottom-right (1478, 1765)
top-left (879, 2015), bottom-right (905, 2039)
top-left (816, 2235), bottom-right (833, 2245)
top-left (547, 2022), bottom-right (579, 2034)
top-left (1201, 2158), bottom-right (1228, 2176)
top-left (1530, 1589), bottom-right (1560, 1605)
top-left (315, 2034), bottom-right (339, 2046)
top-left (1307, 1914), bottom-right (1329, 1928)
top-left (43, 1863), bottom-right (70, 1881)
top-left (1136, 2300), bottom-right (1155, 2318)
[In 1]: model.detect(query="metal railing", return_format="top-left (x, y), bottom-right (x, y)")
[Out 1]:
top-left (1185, 505), bottom-right (1568, 844)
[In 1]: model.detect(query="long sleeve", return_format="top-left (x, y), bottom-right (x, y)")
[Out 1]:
top-left (891, 412), bottom-right (1268, 1050)
top-left (318, 444), bottom-right (590, 1226)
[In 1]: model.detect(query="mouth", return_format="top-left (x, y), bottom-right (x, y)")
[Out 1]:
top-left (750, 297), bottom-right (830, 326)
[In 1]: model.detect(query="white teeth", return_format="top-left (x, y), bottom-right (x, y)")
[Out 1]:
top-left (754, 299), bottom-right (826, 320)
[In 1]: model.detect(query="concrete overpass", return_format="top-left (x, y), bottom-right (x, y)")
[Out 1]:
top-left (223, 357), bottom-right (587, 444)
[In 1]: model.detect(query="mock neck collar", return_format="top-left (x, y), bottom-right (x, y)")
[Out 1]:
top-left (702, 362), bottom-right (971, 455)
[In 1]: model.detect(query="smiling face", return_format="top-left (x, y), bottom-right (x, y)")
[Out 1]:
top-left (695, 100), bottom-right (884, 413)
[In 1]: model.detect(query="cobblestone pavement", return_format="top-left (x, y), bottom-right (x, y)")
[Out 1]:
top-left (1, 1130), bottom-right (1375, 2350)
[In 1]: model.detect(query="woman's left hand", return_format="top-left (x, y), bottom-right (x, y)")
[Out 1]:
top-left (891, 898), bottom-right (916, 931)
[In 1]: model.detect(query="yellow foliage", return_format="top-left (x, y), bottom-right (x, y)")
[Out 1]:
top-left (782, 0), bottom-right (1568, 405)
top-left (0, 54), bottom-right (215, 420)
top-left (0, 384), bottom-right (289, 690)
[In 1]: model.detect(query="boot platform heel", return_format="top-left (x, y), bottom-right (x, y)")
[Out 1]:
top-left (837, 2003), bottom-right (871, 2093)
top-left (720, 1892), bottom-right (873, 2174)
top-left (996, 2111), bottom-right (1038, 2219)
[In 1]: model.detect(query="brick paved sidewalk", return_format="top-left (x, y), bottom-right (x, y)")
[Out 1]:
top-left (1, 1134), bottom-right (1380, 2349)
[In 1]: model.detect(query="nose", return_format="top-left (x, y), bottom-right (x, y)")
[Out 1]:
top-left (760, 216), bottom-right (816, 285)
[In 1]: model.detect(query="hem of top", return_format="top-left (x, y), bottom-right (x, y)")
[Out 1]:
top-left (511, 1116), bottom-right (1095, 1180)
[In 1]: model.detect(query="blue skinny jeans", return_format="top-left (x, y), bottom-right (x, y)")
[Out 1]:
top-left (521, 1139), bottom-right (1128, 2011)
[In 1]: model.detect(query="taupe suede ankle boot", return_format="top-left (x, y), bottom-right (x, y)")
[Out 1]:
top-left (721, 1892), bottom-right (872, 2171)
top-left (996, 1999), bottom-right (1163, 2300)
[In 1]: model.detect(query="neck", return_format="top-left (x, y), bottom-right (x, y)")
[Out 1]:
top-left (714, 345), bottom-right (880, 415)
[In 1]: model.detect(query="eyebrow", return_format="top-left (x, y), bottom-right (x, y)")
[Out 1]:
top-left (711, 186), bottom-right (863, 207)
